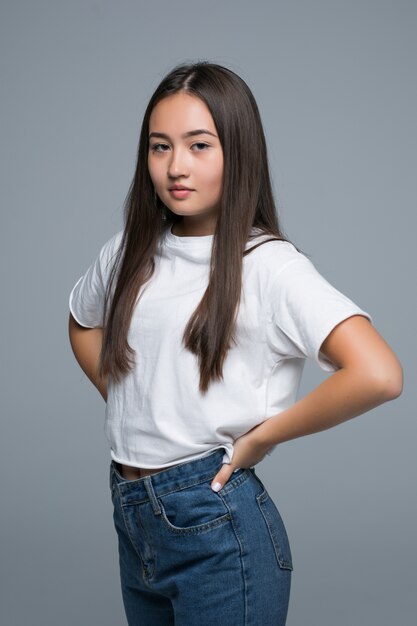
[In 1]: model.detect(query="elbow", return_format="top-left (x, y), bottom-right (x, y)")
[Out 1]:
top-left (373, 362), bottom-right (404, 401)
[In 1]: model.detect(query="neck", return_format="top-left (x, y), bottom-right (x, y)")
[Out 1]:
top-left (171, 217), bottom-right (216, 237)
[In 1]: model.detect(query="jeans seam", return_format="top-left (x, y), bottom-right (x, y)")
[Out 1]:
top-left (256, 490), bottom-right (293, 571)
top-left (114, 482), bottom-right (147, 564)
top-left (217, 469), bottom-right (250, 495)
top-left (218, 492), bottom-right (248, 626)
top-left (117, 471), bottom-right (236, 506)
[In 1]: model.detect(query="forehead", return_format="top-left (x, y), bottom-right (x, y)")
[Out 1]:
top-left (149, 92), bottom-right (216, 132)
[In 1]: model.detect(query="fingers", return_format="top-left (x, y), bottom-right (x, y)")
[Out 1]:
top-left (211, 464), bottom-right (241, 492)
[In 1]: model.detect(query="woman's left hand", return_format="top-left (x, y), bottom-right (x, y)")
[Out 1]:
top-left (210, 425), bottom-right (271, 492)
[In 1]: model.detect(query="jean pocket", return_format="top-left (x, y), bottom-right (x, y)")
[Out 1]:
top-left (256, 489), bottom-right (294, 571)
top-left (157, 481), bottom-right (232, 534)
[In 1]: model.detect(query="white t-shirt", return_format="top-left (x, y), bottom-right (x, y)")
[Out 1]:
top-left (69, 224), bottom-right (373, 469)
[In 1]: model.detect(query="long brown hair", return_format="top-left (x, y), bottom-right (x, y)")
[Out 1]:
top-left (98, 61), bottom-right (301, 393)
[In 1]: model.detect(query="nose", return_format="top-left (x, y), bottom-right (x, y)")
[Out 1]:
top-left (167, 147), bottom-right (190, 179)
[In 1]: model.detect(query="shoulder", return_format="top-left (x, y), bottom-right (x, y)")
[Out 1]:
top-left (98, 229), bottom-right (124, 265)
top-left (245, 234), bottom-right (312, 278)
top-left (100, 228), bottom-right (124, 253)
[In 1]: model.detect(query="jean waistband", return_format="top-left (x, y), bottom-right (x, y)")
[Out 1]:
top-left (110, 448), bottom-right (228, 502)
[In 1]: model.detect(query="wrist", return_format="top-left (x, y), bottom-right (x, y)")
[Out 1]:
top-left (255, 413), bottom-right (283, 449)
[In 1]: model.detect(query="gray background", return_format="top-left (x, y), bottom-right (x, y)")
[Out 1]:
top-left (1, 1), bottom-right (415, 624)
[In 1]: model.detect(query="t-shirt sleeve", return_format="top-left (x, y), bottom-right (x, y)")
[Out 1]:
top-left (268, 254), bottom-right (373, 372)
top-left (68, 230), bottom-right (123, 328)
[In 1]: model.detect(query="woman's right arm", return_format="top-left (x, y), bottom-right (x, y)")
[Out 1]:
top-left (68, 312), bottom-right (108, 402)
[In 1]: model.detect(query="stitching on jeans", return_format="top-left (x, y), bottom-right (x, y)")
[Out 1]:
top-left (143, 476), bottom-right (162, 515)
top-left (256, 490), bottom-right (293, 570)
top-left (119, 471), bottom-right (225, 506)
top-left (113, 482), bottom-right (146, 563)
top-left (158, 507), bottom-right (232, 535)
top-left (218, 493), bottom-right (248, 625)
top-left (153, 473), bottom-right (250, 535)
top-left (216, 469), bottom-right (250, 496)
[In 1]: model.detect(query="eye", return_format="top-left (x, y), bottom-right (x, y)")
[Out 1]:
top-left (150, 143), bottom-right (169, 152)
top-left (191, 142), bottom-right (209, 151)
top-left (149, 142), bottom-right (210, 153)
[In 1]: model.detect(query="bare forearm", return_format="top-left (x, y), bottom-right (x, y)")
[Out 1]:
top-left (256, 368), bottom-right (399, 448)
top-left (68, 314), bottom-right (108, 401)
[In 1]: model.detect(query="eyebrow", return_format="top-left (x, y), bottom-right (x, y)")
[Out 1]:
top-left (148, 129), bottom-right (218, 140)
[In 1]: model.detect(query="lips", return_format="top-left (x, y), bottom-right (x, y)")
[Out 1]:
top-left (169, 188), bottom-right (193, 198)
top-left (169, 185), bottom-right (193, 191)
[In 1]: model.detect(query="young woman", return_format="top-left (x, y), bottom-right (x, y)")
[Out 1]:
top-left (68, 61), bottom-right (403, 626)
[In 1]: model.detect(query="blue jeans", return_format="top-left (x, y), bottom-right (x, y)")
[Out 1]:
top-left (109, 448), bottom-right (293, 625)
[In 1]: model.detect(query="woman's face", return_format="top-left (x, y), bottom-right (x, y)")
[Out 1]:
top-left (148, 92), bottom-right (224, 231)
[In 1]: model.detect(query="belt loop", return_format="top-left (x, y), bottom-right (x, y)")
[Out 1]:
top-left (143, 476), bottom-right (162, 516)
top-left (109, 462), bottom-right (114, 491)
